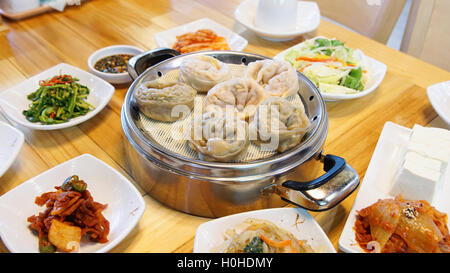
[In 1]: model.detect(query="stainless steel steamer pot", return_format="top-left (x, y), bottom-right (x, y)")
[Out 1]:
top-left (121, 49), bottom-right (360, 218)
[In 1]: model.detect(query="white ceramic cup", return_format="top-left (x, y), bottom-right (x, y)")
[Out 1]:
top-left (254, 0), bottom-right (298, 31)
top-left (0, 0), bottom-right (40, 13)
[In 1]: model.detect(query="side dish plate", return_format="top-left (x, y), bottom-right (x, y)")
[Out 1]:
top-left (0, 63), bottom-right (115, 130)
top-left (274, 37), bottom-right (387, 101)
top-left (194, 207), bottom-right (336, 253)
top-left (427, 81), bottom-right (450, 125)
top-left (338, 122), bottom-right (450, 253)
top-left (153, 18), bottom-right (248, 52)
top-left (0, 121), bottom-right (24, 178)
top-left (0, 154), bottom-right (145, 253)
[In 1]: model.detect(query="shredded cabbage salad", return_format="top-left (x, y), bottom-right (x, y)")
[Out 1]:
top-left (284, 37), bottom-right (368, 95)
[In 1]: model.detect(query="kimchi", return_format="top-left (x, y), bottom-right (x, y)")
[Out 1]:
top-left (27, 175), bottom-right (109, 253)
top-left (173, 29), bottom-right (230, 54)
top-left (354, 196), bottom-right (450, 253)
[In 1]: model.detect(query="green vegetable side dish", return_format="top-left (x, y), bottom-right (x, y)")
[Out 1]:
top-left (22, 74), bottom-right (95, 125)
top-left (243, 237), bottom-right (265, 253)
top-left (284, 37), bottom-right (369, 95)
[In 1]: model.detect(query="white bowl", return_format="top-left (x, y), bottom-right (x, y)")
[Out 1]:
top-left (88, 45), bottom-right (144, 84)
top-left (194, 207), bottom-right (336, 253)
top-left (274, 36), bottom-right (387, 101)
top-left (154, 18), bottom-right (248, 51)
top-left (0, 63), bottom-right (115, 130)
top-left (234, 0), bottom-right (321, 41)
top-left (0, 154), bottom-right (146, 253)
top-left (0, 121), bottom-right (24, 178)
top-left (427, 81), bottom-right (450, 125)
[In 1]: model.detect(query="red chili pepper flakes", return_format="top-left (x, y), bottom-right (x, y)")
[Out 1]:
top-left (40, 74), bottom-right (74, 87)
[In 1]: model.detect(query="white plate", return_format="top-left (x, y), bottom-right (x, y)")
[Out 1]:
top-left (338, 122), bottom-right (450, 253)
top-left (0, 121), bottom-right (24, 178)
top-left (88, 45), bottom-right (144, 84)
top-left (234, 0), bottom-right (320, 41)
top-left (0, 63), bottom-right (115, 130)
top-left (427, 81), bottom-right (450, 125)
top-left (194, 207), bottom-right (336, 253)
top-left (0, 154), bottom-right (145, 253)
top-left (274, 36), bottom-right (387, 101)
top-left (154, 18), bottom-right (248, 51)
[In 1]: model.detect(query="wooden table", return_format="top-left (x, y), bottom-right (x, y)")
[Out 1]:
top-left (0, 15), bottom-right (8, 33)
top-left (0, 0), bottom-right (449, 253)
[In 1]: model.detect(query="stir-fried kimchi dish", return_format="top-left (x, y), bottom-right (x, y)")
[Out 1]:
top-left (172, 29), bottom-right (230, 54)
top-left (354, 196), bottom-right (450, 253)
top-left (213, 218), bottom-right (314, 253)
top-left (27, 175), bottom-right (109, 253)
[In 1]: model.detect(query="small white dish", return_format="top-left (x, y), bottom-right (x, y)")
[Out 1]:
top-left (427, 81), bottom-right (450, 125)
top-left (338, 122), bottom-right (450, 253)
top-left (0, 0), bottom-right (40, 14)
top-left (88, 45), bottom-right (144, 84)
top-left (0, 121), bottom-right (24, 178)
top-left (274, 36), bottom-right (387, 101)
top-left (0, 154), bottom-right (145, 253)
top-left (154, 18), bottom-right (248, 52)
top-left (234, 0), bottom-right (320, 41)
top-left (194, 207), bottom-right (336, 253)
top-left (0, 63), bottom-right (115, 130)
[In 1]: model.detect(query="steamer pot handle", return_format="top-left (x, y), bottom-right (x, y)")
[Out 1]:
top-left (276, 154), bottom-right (360, 211)
top-left (128, 48), bottom-right (181, 80)
top-left (283, 155), bottom-right (346, 191)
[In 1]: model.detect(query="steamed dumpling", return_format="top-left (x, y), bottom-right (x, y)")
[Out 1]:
top-left (245, 59), bottom-right (299, 97)
top-left (204, 78), bottom-right (267, 120)
top-left (187, 107), bottom-right (250, 162)
top-left (135, 79), bottom-right (196, 122)
top-left (249, 97), bottom-right (310, 152)
top-left (179, 55), bottom-right (231, 92)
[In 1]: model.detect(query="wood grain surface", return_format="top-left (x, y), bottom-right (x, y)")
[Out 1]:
top-left (0, 0), bottom-right (449, 253)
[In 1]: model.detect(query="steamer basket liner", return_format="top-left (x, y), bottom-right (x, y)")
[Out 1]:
top-left (135, 64), bottom-right (309, 163)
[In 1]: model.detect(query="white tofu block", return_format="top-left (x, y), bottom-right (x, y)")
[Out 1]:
top-left (412, 124), bottom-right (450, 143)
top-left (391, 159), bottom-right (441, 202)
top-left (407, 141), bottom-right (450, 163)
top-left (409, 133), bottom-right (450, 153)
top-left (410, 125), bottom-right (450, 157)
top-left (404, 151), bottom-right (443, 172)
